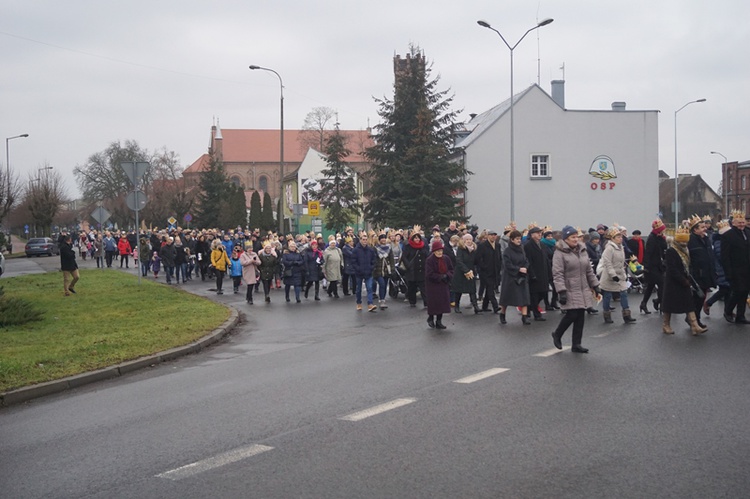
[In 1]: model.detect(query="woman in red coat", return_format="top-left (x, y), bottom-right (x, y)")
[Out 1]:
top-left (425, 239), bottom-right (454, 329)
top-left (118, 236), bottom-right (132, 269)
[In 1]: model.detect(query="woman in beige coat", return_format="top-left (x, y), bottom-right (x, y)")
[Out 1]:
top-left (599, 228), bottom-right (637, 324)
top-left (240, 242), bottom-right (261, 304)
top-left (551, 226), bottom-right (601, 353)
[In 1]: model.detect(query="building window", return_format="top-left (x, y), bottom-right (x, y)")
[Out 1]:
top-left (531, 155), bottom-right (550, 178)
top-left (258, 175), bottom-right (268, 192)
top-left (743, 176), bottom-right (747, 191)
top-left (230, 176), bottom-right (241, 187)
top-left (729, 177), bottom-right (733, 192)
top-left (742, 199), bottom-right (747, 213)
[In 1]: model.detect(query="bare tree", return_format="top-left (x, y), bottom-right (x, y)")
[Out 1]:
top-left (26, 165), bottom-right (67, 237)
top-left (0, 163), bottom-right (23, 227)
top-left (298, 106), bottom-right (337, 152)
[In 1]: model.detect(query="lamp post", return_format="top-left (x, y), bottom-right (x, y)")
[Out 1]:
top-left (710, 151), bottom-right (728, 216)
top-left (674, 99), bottom-right (706, 228)
top-left (5, 133), bottom-right (29, 203)
top-left (478, 18), bottom-right (553, 222)
top-left (249, 65), bottom-right (285, 235)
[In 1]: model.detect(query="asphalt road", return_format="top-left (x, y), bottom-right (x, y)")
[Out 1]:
top-left (1, 255), bottom-right (749, 498)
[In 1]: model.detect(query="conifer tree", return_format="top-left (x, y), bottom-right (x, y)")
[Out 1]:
top-left (248, 190), bottom-right (262, 230)
top-left (313, 125), bottom-right (360, 232)
top-left (261, 192), bottom-right (275, 231)
top-left (365, 45), bottom-right (467, 228)
top-left (195, 155), bottom-right (229, 228)
top-left (221, 183), bottom-right (247, 229)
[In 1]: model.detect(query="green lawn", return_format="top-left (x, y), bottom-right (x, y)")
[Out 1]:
top-left (0, 270), bottom-right (230, 392)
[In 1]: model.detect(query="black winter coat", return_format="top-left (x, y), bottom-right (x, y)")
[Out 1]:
top-left (451, 246), bottom-right (477, 294)
top-left (642, 232), bottom-right (667, 278)
top-left (524, 239), bottom-right (550, 293)
top-left (498, 242), bottom-right (530, 307)
top-left (662, 246), bottom-right (693, 314)
top-left (302, 247), bottom-right (324, 281)
top-left (282, 251), bottom-right (305, 286)
top-left (60, 242), bottom-right (78, 271)
top-left (688, 233), bottom-right (716, 289)
top-left (475, 240), bottom-right (502, 283)
top-left (720, 227), bottom-right (750, 289)
top-left (402, 242), bottom-right (429, 282)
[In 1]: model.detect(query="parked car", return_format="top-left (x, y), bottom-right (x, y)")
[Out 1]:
top-left (0, 251), bottom-right (5, 277)
top-left (25, 237), bottom-right (60, 257)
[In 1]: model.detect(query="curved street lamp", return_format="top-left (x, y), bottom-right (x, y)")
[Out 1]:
top-left (249, 65), bottom-right (284, 235)
top-left (6, 133), bottom-right (29, 202)
top-left (478, 18), bottom-right (554, 222)
top-left (674, 98), bottom-right (706, 227)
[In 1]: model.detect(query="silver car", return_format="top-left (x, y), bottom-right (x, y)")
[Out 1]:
top-left (24, 237), bottom-right (60, 257)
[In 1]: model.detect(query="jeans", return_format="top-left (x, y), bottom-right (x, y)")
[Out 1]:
top-left (602, 290), bottom-right (630, 311)
top-left (374, 276), bottom-right (388, 301)
top-left (141, 260), bottom-right (150, 277)
top-left (176, 263), bottom-right (188, 282)
top-left (355, 276), bottom-right (374, 305)
top-left (164, 265), bottom-right (175, 284)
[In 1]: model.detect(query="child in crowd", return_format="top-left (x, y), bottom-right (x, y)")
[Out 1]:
top-left (151, 251), bottom-right (161, 279)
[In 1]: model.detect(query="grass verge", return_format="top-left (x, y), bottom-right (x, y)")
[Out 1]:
top-left (0, 269), bottom-right (230, 392)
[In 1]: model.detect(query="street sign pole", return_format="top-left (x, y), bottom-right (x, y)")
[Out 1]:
top-left (121, 161), bottom-right (150, 285)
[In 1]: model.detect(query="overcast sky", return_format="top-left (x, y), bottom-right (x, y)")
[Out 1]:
top-left (2, 0), bottom-right (748, 205)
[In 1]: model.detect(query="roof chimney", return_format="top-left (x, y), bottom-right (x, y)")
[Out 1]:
top-left (551, 80), bottom-right (565, 109)
top-left (611, 102), bottom-right (626, 111)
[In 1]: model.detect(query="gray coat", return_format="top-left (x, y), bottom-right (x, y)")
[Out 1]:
top-left (599, 240), bottom-right (627, 293)
top-left (323, 246), bottom-right (343, 282)
top-left (552, 239), bottom-right (600, 310)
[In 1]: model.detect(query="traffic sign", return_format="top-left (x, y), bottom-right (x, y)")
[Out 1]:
top-left (126, 190), bottom-right (148, 211)
top-left (168, 217), bottom-right (177, 225)
top-left (120, 161), bottom-right (150, 188)
top-left (24, 224), bottom-right (29, 234)
top-left (91, 206), bottom-right (111, 224)
top-left (184, 213), bottom-right (192, 222)
top-left (308, 201), bottom-right (320, 216)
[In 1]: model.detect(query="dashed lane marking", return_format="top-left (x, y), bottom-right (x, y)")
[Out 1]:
top-left (533, 346), bottom-right (571, 357)
top-left (156, 444), bottom-right (274, 481)
top-left (339, 398), bottom-right (417, 421)
top-left (591, 332), bottom-right (611, 338)
top-left (454, 368), bottom-right (509, 384)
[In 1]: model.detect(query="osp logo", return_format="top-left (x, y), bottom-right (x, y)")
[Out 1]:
top-left (589, 155), bottom-right (617, 190)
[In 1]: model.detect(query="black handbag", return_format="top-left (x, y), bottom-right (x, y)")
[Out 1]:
top-left (689, 275), bottom-right (705, 300)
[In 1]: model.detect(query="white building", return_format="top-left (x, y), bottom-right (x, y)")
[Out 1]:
top-left (456, 81), bottom-right (659, 233)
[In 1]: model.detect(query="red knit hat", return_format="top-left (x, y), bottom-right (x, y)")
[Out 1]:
top-left (431, 239), bottom-right (444, 252)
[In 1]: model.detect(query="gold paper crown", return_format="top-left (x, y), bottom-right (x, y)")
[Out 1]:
top-left (527, 221), bottom-right (539, 231)
top-left (688, 214), bottom-right (703, 229)
top-left (503, 225), bottom-right (513, 233)
top-left (676, 221), bottom-right (691, 238)
top-left (543, 225), bottom-right (553, 234)
top-left (731, 209), bottom-right (746, 220)
top-left (605, 226), bottom-right (621, 239)
top-left (717, 219), bottom-right (730, 233)
top-left (652, 218), bottom-right (665, 229)
top-left (702, 215), bottom-right (713, 222)
top-left (576, 226), bottom-right (584, 237)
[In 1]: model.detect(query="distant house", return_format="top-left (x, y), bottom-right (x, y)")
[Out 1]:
top-left (455, 81), bottom-right (659, 233)
top-left (659, 172), bottom-right (722, 224)
top-left (184, 123), bottom-right (373, 231)
top-left (721, 159), bottom-right (750, 216)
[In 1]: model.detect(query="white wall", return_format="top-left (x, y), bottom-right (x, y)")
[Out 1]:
top-left (465, 87), bottom-right (659, 234)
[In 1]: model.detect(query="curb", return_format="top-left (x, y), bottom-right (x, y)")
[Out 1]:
top-left (0, 307), bottom-right (239, 408)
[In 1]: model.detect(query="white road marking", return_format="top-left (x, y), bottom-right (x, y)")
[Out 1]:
top-left (156, 444), bottom-right (274, 481)
top-left (591, 332), bottom-right (611, 338)
top-left (533, 346), bottom-right (571, 357)
top-left (454, 368), bottom-right (509, 384)
top-left (339, 398), bottom-right (417, 421)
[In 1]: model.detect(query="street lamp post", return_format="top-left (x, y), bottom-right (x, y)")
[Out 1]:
top-left (249, 65), bottom-right (285, 235)
top-left (710, 151), bottom-right (729, 216)
top-left (674, 99), bottom-right (706, 228)
top-left (478, 18), bottom-right (553, 222)
top-left (5, 133), bottom-right (29, 204)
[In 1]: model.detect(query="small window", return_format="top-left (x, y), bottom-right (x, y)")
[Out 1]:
top-left (230, 176), bottom-right (241, 187)
top-left (531, 155), bottom-right (550, 178)
top-left (743, 175), bottom-right (747, 191)
top-left (258, 175), bottom-right (268, 192)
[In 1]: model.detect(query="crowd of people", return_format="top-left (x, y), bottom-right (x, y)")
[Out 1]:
top-left (58, 211), bottom-right (750, 353)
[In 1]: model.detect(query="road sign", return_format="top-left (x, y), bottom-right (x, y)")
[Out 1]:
top-left (120, 161), bottom-right (150, 188)
top-left (184, 213), bottom-right (192, 222)
top-left (24, 224), bottom-right (29, 234)
top-left (91, 206), bottom-right (111, 224)
top-left (126, 190), bottom-right (148, 211)
top-left (311, 218), bottom-right (323, 233)
top-left (168, 217), bottom-right (177, 225)
top-left (308, 201), bottom-right (320, 216)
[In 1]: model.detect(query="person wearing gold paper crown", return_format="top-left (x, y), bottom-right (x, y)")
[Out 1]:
top-left (687, 214), bottom-right (716, 329)
top-left (661, 223), bottom-right (707, 335)
top-left (599, 226), bottom-right (637, 325)
top-left (640, 218), bottom-right (668, 314)
top-left (720, 209), bottom-right (750, 324)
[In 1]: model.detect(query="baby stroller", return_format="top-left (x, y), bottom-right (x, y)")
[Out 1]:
top-left (626, 256), bottom-right (645, 294)
top-left (389, 265), bottom-right (408, 299)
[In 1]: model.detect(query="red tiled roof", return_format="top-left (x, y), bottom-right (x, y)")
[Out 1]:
top-left (184, 128), bottom-right (373, 174)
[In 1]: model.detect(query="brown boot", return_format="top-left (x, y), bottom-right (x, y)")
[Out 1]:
top-left (662, 313), bottom-right (674, 334)
top-left (623, 309), bottom-right (636, 324)
top-left (687, 312), bottom-right (707, 335)
top-left (603, 311), bottom-right (614, 324)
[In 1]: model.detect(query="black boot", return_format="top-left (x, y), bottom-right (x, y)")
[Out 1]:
top-left (427, 316), bottom-right (435, 329)
top-left (499, 313), bottom-right (507, 324)
top-left (454, 304), bottom-right (462, 314)
top-left (435, 318), bottom-right (447, 330)
top-left (522, 314), bottom-right (531, 326)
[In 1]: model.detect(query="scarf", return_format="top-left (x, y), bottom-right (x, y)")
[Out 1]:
top-left (376, 244), bottom-right (390, 259)
top-left (437, 255), bottom-right (447, 274)
top-left (541, 237), bottom-right (556, 249)
top-left (409, 238), bottom-right (424, 249)
top-left (671, 241), bottom-right (690, 272)
top-left (464, 241), bottom-right (475, 253)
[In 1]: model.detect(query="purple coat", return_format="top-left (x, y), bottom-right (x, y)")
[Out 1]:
top-left (425, 252), bottom-right (454, 315)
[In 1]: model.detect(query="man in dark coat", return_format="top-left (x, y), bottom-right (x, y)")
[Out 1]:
top-left (640, 219), bottom-right (667, 314)
top-left (688, 217), bottom-right (716, 327)
top-left (524, 226), bottom-right (550, 321)
top-left (720, 213), bottom-right (750, 323)
top-left (59, 234), bottom-right (79, 296)
top-left (475, 230), bottom-right (502, 313)
top-left (351, 235), bottom-right (378, 312)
